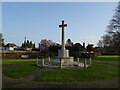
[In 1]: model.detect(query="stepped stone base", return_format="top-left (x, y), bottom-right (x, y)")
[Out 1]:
top-left (53, 57), bottom-right (73, 64)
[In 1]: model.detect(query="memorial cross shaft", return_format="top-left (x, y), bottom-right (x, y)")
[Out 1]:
top-left (59, 20), bottom-right (67, 57)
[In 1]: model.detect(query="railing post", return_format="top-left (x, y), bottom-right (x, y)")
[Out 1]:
top-left (77, 57), bottom-right (80, 66)
top-left (60, 58), bottom-right (62, 69)
top-left (90, 58), bottom-right (92, 66)
top-left (77, 57), bottom-right (79, 63)
top-left (42, 58), bottom-right (44, 67)
top-left (48, 57), bottom-right (50, 62)
top-left (84, 58), bottom-right (87, 68)
top-left (36, 57), bottom-right (39, 66)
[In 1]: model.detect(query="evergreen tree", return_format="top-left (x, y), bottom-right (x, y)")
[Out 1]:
top-left (21, 39), bottom-right (35, 48)
top-left (29, 41), bottom-right (32, 48)
top-left (33, 43), bottom-right (35, 48)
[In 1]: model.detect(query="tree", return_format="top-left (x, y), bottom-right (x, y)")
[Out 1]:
top-left (29, 41), bottom-right (32, 48)
top-left (107, 1), bottom-right (120, 34)
top-left (102, 34), bottom-right (113, 47)
top-left (0, 33), bottom-right (4, 47)
top-left (97, 40), bottom-right (103, 47)
top-left (66, 39), bottom-right (73, 46)
top-left (33, 43), bottom-right (35, 48)
top-left (86, 44), bottom-right (94, 52)
top-left (73, 43), bottom-right (83, 51)
top-left (21, 39), bottom-right (35, 48)
top-left (98, 1), bottom-right (120, 54)
top-left (106, 1), bottom-right (120, 53)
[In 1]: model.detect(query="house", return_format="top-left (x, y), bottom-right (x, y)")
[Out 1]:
top-left (4, 43), bottom-right (17, 50)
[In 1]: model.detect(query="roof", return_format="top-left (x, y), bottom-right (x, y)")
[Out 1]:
top-left (5, 43), bottom-right (17, 47)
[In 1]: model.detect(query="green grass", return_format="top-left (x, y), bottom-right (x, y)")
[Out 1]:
top-left (3, 64), bottom-right (42, 79)
top-left (3, 55), bottom-right (119, 65)
top-left (2, 58), bottom-right (36, 65)
top-left (92, 55), bottom-right (120, 65)
top-left (2, 58), bottom-right (54, 66)
top-left (2, 55), bottom-right (119, 81)
top-left (34, 64), bottom-right (118, 82)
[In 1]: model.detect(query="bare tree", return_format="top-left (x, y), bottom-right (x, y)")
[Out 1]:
top-left (97, 40), bottom-right (103, 47)
top-left (98, 1), bottom-right (120, 54)
top-left (107, 1), bottom-right (120, 34)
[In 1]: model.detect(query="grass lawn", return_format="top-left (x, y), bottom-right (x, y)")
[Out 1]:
top-left (2, 58), bottom-right (36, 65)
top-left (3, 64), bottom-right (42, 79)
top-left (92, 55), bottom-right (120, 65)
top-left (3, 55), bottom-right (119, 65)
top-left (2, 58), bottom-right (52, 79)
top-left (2, 55), bottom-right (119, 81)
top-left (2, 58), bottom-right (53, 66)
top-left (34, 64), bottom-right (118, 82)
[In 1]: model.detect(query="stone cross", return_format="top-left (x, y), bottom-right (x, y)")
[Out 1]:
top-left (59, 20), bottom-right (67, 57)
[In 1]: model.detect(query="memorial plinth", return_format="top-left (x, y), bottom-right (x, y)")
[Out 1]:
top-left (58, 49), bottom-right (74, 63)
